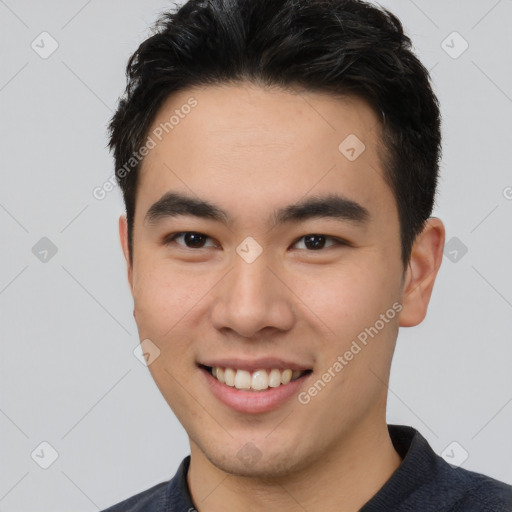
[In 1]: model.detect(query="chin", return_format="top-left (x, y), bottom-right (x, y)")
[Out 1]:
top-left (198, 436), bottom-right (313, 480)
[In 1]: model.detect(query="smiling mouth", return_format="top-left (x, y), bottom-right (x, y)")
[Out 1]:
top-left (200, 365), bottom-right (312, 392)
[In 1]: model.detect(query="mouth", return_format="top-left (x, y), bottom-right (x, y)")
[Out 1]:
top-left (200, 364), bottom-right (312, 392)
top-left (198, 362), bottom-right (313, 414)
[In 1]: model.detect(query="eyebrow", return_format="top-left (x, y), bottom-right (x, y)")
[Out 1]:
top-left (144, 191), bottom-right (370, 228)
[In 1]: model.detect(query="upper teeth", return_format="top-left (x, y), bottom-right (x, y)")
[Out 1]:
top-left (211, 367), bottom-right (304, 391)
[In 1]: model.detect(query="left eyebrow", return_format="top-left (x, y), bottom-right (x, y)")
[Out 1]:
top-left (144, 191), bottom-right (370, 227)
top-left (271, 193), bottom-right (370, 226)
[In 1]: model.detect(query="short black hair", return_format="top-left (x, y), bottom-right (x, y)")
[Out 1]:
top-left (108, 0), bottom-right (441, 268)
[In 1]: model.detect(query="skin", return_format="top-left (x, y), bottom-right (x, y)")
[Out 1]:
top-left (119, 82), bottom-right (445, 511)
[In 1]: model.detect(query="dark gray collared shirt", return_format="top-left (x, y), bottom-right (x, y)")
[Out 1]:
top-left (102, 424), bottom-right (512, 511)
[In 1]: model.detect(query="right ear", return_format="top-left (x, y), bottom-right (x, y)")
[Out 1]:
top-left (119, 214), bottom-right (134, 294)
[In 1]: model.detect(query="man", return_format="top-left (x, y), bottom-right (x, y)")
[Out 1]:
top-left (102, 0), bottom-right (512, 510)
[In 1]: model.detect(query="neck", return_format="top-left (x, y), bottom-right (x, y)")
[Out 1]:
top-left (187, 417), bottom-right (402, 512)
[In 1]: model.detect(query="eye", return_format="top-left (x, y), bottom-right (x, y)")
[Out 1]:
top-left (164, 232), bottom-right (217, 249)
top-left (164, 232), bottom-right (348, 251)
top-left (292, 234), bottom-right (346, 250)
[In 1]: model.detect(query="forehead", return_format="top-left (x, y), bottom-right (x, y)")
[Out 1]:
top-left (136, 82), bottom-right (396, 228)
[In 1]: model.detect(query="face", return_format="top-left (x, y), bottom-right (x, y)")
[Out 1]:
top-left (121, 83), bottom-right (409, 477)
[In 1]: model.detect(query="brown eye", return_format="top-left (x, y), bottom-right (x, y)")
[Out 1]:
top-left (293, 234), bottom-right (344, 250)
top-left (304, 235), bottom-right (327, 250)
top-left (165, 232), bottom-right (217, 248)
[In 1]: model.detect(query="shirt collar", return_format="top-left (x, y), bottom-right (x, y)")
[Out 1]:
top-left (360, 424), bottom-right (440, 511)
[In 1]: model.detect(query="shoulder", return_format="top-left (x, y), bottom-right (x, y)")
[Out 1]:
top-left (100, 480), bottom-right (168, 512)
top-left (386, 425), bottom-right (511, 511)
top-left (446, 465), bottom-right (512, 512)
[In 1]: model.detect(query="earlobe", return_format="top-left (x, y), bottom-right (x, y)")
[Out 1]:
top-left (399, 217), bottom-right (445, 327)
top-left (118, 214), bottom-right (134, 293)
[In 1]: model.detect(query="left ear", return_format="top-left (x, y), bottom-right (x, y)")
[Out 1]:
top-left (399, 217), bottom-right (445, 327)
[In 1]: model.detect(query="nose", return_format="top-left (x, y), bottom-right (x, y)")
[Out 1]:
top-left (210, 253), bottom-right (295, 339)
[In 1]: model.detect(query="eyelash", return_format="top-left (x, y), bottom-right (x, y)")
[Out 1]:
top-left (163, 232), bottom-right (349, 251)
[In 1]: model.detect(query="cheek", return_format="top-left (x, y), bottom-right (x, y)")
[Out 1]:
top-left (290, 258), bottom-right (396, 340)
top-left (132, 260), bottom-right (204, 340)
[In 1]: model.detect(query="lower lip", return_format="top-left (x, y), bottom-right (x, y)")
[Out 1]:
top-left (200, 367), bottom-right (311, 414)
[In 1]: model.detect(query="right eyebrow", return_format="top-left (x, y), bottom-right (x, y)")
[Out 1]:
top-left (144, 192), bottom-right (229, 225)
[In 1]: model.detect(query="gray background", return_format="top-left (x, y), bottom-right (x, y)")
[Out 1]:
top-left (1, 0), bottom-right (511, 510)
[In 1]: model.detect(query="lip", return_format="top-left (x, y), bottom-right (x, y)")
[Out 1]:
top-left (199, 357), bottom-right (311, 373)
top-left (200, 365), bottom-right (312, 414)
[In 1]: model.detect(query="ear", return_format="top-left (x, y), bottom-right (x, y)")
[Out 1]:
top-left (399, 217), bottom-right (445, 327)
top-left (119, 214), bottom-right (134, 294)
